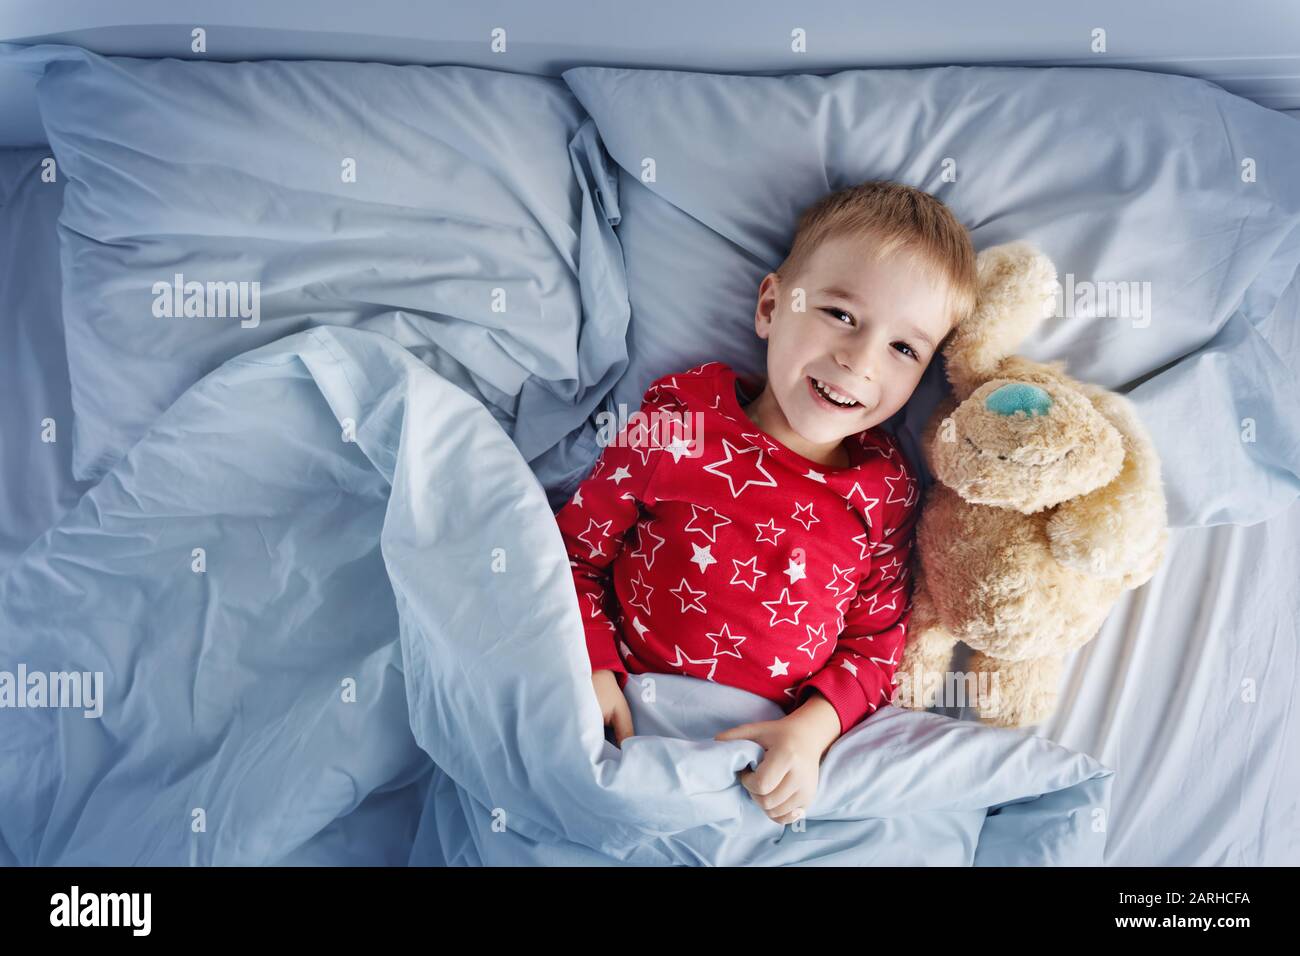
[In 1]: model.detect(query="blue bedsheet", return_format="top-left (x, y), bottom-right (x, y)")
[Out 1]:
top-left (0, 327), bottom-right (1110, 865)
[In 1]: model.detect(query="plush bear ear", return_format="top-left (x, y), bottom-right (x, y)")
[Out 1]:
top-left (943, 241), bottom-right (1059, 401)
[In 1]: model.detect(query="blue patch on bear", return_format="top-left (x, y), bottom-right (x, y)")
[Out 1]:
top-left (985, 383), bottom-right (1052, 417)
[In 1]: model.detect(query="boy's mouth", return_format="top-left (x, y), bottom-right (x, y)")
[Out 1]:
top-left (807, 376), bottom-right (862, 411)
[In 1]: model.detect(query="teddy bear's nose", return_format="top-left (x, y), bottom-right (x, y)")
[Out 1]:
top-left (984, 383), bottom-right (1053, 418)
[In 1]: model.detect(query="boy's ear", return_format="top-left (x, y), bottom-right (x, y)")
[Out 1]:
top-left (942, 242), bottom-right (1058, 401)
top-left (754, 272), bottom-right (779, 338)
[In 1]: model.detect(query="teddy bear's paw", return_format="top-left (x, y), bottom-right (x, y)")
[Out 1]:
top-left (890, 670), bottom-right (946, 711)
top-left (975, 685), bottom-right (1058, 728)
top-left (893, 633), bottom-right (957, 710)
top-left (967, 649), bottom-right (1064, 727)
top-left (975, 242), bottom-right (1059, 320)
top-left (1121, 526), bottom-right (1169, 590)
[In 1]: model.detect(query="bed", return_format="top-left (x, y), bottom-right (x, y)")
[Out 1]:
top-left (1, 9), bottom-right (1297, 867)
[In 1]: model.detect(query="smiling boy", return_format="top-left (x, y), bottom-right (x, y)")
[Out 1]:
top-left (555, 180), bottom-right (977, 823)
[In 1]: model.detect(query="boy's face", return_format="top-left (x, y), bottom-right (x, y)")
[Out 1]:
top-left (753, 233), bottom-right (953, 452)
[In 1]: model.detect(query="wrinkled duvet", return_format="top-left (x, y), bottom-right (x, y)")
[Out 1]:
top-left (0, 327), bottom-right (1111, 865)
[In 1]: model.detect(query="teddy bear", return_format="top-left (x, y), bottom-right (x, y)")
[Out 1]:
top-left (893, 241), bottom-right (1169, 728)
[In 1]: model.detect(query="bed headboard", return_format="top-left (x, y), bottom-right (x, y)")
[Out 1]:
top-left (3, 0), bottom-right (1299, 145)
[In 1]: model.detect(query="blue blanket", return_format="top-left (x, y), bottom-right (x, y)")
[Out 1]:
top-left (0, 328), bottom-right (1111, 865)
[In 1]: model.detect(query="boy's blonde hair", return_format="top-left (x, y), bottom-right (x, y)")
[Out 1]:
top-left (775, 180), bottom-right (977, 349)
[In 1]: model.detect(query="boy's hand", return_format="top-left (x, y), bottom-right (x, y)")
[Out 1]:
top-left (592, 669), bottom-right (634, 747)
top-left (713, 692), bottom-right (842, 825)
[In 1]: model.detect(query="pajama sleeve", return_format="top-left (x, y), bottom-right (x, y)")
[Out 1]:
top-left (554, 391), bottom-right (676, 685)
top-left (794, 474), bottom-right (920, 735)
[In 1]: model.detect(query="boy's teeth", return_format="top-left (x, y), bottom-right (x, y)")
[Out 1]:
top-left (814, 378), bottom-right (857, 406)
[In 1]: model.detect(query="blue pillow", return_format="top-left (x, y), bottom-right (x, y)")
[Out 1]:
top-left (0, 148), bottom-right (93, 570)
top-left (562, 65), bottom-right (1300, 526)
top-left (3, 43), bottom-right (628, 484)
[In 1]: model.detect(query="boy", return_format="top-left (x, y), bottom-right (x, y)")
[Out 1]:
top-left (555, 180), bottom-right (977, 823)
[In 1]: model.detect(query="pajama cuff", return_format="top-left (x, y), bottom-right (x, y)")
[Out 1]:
top-left (586, 627), bottom-right (627, 678)
top-left (799, 663), bottom-right (871, 736)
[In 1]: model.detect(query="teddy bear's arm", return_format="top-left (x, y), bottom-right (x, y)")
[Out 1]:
top-left (966, 650), bottom-right (1065, 728)
top-left (943, 242), bottom-right (1059, 401)
top-left (1045, 387), bottom-right (1169, 589)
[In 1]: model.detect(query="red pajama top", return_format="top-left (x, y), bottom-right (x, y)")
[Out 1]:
top-left (554, 361), bottom-right (919, 735)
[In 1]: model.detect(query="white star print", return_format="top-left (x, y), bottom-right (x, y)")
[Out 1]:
top-left (703, 438), bottom-right (778, 499)
top-left (850, 530), bottom-right (872, 561)
top-left (667, 644), bottom-right (718, 681)
top-left (690, 542), bottom-right (717, 573)
top-left (630, 519), bottom-right (664, 568)
top-left (754, 518), bottom-right (785, 545)
top-left (572, 486), bottom-right (583, 508)
top-left (884, 471), bottom-right (910, 505)
top-left (741, 430), bottom-right (782, 455)
top-left (631, 616), bottom-right (650, 639)
top-left (791, 501), bottom-right (819, 531)
top-left (860, 437), bottom-right (897, 460)
top-left (730, 555), bottom-right (766, 591)
top-left (805, 469), bottom-right (827, 483)
top-left (576, 517), bottom-right (612, 558)
top-left (869, 647), bottom-right (900, 669)
top-left (665, 434), bottom-right (694, 463)
top-left (867, 590), bottom-right (899, 615)
top-left (609, 465), bottom-right (632, 484)
top-left (798, 623), bottom-right (828, 659)
top-left (840, 658), bottom-right (859, 677)
top-left (768, 656), bottom-right (790, 678)
top-left (878, 553), bottom-right (905, 576)
top-left (684, 503), bottom-right (732, 542)
top-left (624, 420), bottom-right (658, 467)
top-left (654, 409), bottom-right (695, 463)
top-left (844, 482), bottom-right (881, 521)
top-left (783, 558), bottom-right (807, 584)
top-left (705, 622), bottom-right (747, 659)
top-left (761, 587), bottom-right (808, 627)
top-left (824, 563), bottom-right (856, 598)
top-left (628, 571), bottom-right (654, 616)
top-left (669, 577), bottom-right (707, 614)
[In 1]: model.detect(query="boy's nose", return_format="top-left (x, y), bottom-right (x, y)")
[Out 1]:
top-left (984, 382), bottom-right (1053, 418)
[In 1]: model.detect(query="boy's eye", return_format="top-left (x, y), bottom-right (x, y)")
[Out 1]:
top-left (822, 307), bottom-right (920, 360)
